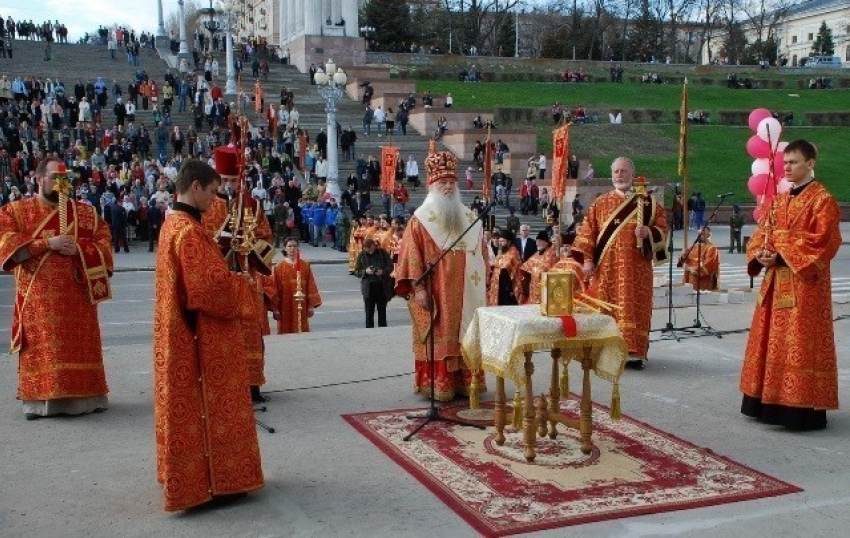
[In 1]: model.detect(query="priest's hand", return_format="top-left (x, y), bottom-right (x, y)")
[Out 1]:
top-left (757, 250), bottom-right (778, 268)
top-left (48, 235), bottom-right (77, 256)
top-left (635, 225), bottom-right (649, 239)
top-left (307, 307), bottom-right (315, 318)
top-left (272, 310), bottom-right (280, 320)
top-left (582, 261), bottom-right (595, 277)
top-left (414, 288), bottom-right (429, 309)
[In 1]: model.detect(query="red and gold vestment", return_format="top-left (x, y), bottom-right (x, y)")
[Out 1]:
top-left (270, 257), bottom-right (322, 334)
top-left (0, 198), bottom-right (113, 403)
top-left (572, 190), bottom-right (667, 356)
top-left (520, 248), bottom-right (558, 304)
top-left (153, 209), bottom-right (263, 512)
top-left (741, 182), bottom-right (841, 412)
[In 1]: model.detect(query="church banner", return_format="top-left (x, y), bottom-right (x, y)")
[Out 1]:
top-left (381, 145), bottom-right (399, 194)
top-left (551, 124), bottom-right (569, 201)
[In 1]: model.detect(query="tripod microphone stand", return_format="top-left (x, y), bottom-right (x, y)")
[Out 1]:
top-left (677, 194), bottom-right (731, 338)
top-left (655, 190), bottom-right (685, 340)
top-left (404, 202), bottom-right (494, 441)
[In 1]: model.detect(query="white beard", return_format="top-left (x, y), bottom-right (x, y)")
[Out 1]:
top-left (424, 185), bottom-right (468, 238)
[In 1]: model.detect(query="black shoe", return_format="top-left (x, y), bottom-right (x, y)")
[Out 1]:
top-left (204, 492), bottom-right (248, 508)
top-left (626, 358), bottom-right (646, 370)
top-left (25, 413), bottom-right (40, 421)
top-left (250, 385), bottom-right (269, 403)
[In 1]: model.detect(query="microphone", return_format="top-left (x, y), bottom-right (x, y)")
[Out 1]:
top-left (717, 192), bottom-right (734, 198)
top-left (480, 200), bottom-right (497, 215)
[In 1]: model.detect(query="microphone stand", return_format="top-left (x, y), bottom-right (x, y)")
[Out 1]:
top-left (404, 201), bottom-right (495, 441)
top-left (655, 186), bottom-right (686, 340)
top-left (677, 194), bottom-right (730, 339)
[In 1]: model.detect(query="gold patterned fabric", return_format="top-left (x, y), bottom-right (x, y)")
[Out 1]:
top-left (395, 217), bottom-right (487, 401)
top-left (202, 194), bottom-right (272, 387)
top-left (461, 305), bottom-right (627, 388)
top-left (0, 198), bottom-right (113, 401)
top-left (681, 240), bottom-right (719, 291)
top-left (741, 181), bottom-right (841, 410)
top-left (572, 190), bottom-right (667, 356)
top-left (520, 249), bottom-right (558, 304)
top-left (153, 210), bottom-right (263, 512)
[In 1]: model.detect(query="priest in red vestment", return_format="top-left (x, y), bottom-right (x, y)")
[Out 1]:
top-left (153, 159), bottom-right (264, 511)
top-left (521, 230), bottom-right (559, 304)
top-left (203, 146), bottom-right (275, 403)
top-left (571, 157), bottom-right (667, 369)
top-left (679, 226), bottom-right (720, 291)
top-left (271, 237), bottom-right (322, 333)
top-left (394, 151), bottom-right (488, 401)
top-left (487, 228), bottom-right (526, 306)
top-left (0, 158), bottom-right (113, 420)
top-left (740, 139), bottom-right (841, 431)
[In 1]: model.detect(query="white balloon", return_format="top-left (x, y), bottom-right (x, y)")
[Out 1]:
top-left (756, 117), bottom-right (782, 149)
top-left (751, 158), bottom-right (771, 176)
top-left (777, 178), bottom-right (793, 194)
top-left (777, 141), bottom-right (789, 152)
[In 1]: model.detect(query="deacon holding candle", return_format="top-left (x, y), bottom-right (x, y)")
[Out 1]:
top-left (270, 237), bottom-right (322, 334)
top-left (740, 139), bottom-right (841, 430)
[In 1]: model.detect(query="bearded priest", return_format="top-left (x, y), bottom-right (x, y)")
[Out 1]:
top-left (571, 157), bottom-right (667, 370)
top-left (394, 151), bottom-right (488, 401)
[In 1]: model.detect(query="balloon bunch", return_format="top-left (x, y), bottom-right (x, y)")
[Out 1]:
top-left (746, 108), bottom-right (790, 220)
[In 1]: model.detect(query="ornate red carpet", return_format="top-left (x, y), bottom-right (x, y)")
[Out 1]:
top-left (343, 399), bottom-right (801, 537)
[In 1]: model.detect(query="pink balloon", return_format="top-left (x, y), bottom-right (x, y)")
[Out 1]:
top-left (748, 174), bottom-right (769, 196)
top-left (756, 117), bottom-right (782, 148)
top-left (753, 207), bottom-right (763, 221)
top-left (748, 108), bottom-right (772, 132)
top-left (777, 178), bottom-right (793, 194)
top-left (747, 135), bottom-right (771, 159)
top-left (751, 158), bottom-right (770, 176)
top-left (772, 151), bottom-right (785, 181)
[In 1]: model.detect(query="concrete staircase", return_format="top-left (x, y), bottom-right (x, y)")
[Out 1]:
top-left (9, 40), bottom-right (550, 231)
top-left (6, 41), bottom-right (196, 138)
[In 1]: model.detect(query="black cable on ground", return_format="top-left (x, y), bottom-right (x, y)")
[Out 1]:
top-left (264, 372), bottom-right (414, 393)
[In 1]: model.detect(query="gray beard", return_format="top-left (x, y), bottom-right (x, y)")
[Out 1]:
top-left (426, 188), bottom-right (468, 238)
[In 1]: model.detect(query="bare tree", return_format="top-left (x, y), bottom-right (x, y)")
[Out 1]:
top-left (664, 0), bottom-right (697, 62)
top-left (695, 0), bottom-right (723, 64)
top-left (739, 0), bottom-right (789, 44)
top-left (441, 0), bottom-right (521, 54)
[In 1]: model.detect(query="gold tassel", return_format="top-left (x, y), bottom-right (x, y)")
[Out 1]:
top-left (469, 371), bottom-right (480, 410)
top-left (609, 382), bottom-right (622, 420)
top-left (511, 390), bottom-right (523, 429)
top-left (560, 362), bottom-right (569, 397)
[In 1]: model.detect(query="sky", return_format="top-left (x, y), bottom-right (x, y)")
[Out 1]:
top-left (0, 0), bottom-right (182, 41)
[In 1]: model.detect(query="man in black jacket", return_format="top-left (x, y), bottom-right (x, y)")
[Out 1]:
top-left (354, 238), bottom-right (394, 328)
top-left (146, 199), bottom-right (163, 252)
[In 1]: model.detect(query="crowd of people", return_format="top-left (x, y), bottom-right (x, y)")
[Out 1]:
top-left (0, 15), bottom-right (843, 520)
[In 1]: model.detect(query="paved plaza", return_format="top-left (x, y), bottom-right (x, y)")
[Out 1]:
top-left (0, 225), bottom-right (848, 537)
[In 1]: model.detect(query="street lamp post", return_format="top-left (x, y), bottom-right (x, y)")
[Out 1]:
top-left (156, 0), bottom-right (167, 44)
top-left (219, 0), bottom-right (238, 99)
top-left (314, 60), bottom-right (348, 200)
top-left (177, 0), bottom-right (191, 61)
top-left (200, 0), bottom-right (221, 55)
